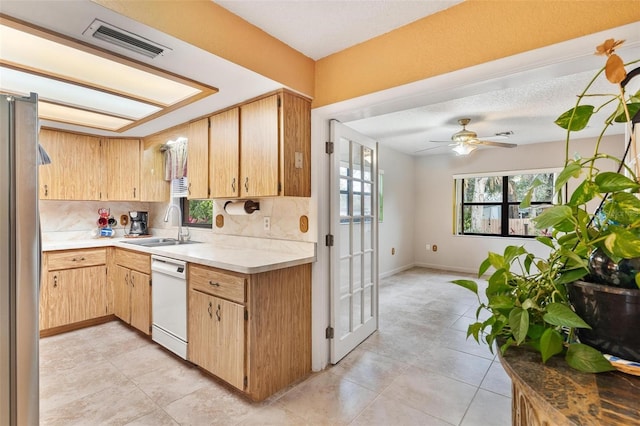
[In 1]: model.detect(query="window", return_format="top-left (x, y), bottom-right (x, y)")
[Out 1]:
top-left (181, 198), bottom-right (213, 228)
top-left (455, 171), bottom-right (558, 237)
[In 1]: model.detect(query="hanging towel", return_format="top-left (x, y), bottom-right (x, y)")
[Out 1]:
top-left (162, 137), bottom-right (188, 181)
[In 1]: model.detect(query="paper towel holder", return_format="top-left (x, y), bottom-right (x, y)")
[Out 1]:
top-left (224, 200), bottom-right (260, 215)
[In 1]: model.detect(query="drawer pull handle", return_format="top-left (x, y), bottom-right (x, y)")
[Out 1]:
top-left (208, 301), bottom-right (213, 318)
top-left (231, 178), bottom-right (236, 193)
top-left (216, 304), bottom-right (221, 321)
top-left (44, 184), bottom-right (48, 196)
top-left (53, 275), bottom-right (58, 288)
top-left (72, 257), bottom-right (86, 262)
top-left (208, 281), bottom-right (220, 287)
top-left (244, 177), bottom-right (249, 193)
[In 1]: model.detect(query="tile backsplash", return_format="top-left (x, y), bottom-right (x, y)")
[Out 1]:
top-left (40, 197), bottom-right (315, 243)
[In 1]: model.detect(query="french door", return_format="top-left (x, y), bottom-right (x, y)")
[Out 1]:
top-left (329, 120), bottom-right (378, 364)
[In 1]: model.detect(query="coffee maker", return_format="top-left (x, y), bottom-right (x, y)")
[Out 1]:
top-left (128, 211), bottom-right (149, 236)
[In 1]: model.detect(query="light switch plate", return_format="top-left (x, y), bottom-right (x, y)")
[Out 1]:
top-left (294, 151), bottom-right (303, 169)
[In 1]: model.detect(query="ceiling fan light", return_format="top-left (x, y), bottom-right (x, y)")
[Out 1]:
top-left (452, 143), bottom-right (477, 156)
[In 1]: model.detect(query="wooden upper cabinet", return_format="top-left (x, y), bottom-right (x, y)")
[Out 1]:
top-left (140, 139), bottom-right (168, 202)
top-left (209, 108), bottom-right (240, 198)
top-left (187, 118), bottom-right (210, 199)
top-left (240, 95), bottom-right (280, 197)
top-left (280, 91), bottom-right (311, 197)
top-left (102, 138), bottom-right (141, 201)
top-left (38, 129), bottom-right (101, 200)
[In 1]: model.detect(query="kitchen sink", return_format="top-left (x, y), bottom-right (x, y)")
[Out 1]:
top-left (123, 238), bottom-right (201, 248)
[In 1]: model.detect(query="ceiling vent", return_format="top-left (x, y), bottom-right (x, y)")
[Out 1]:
top-left (83, 19), bottom-right (170, 59)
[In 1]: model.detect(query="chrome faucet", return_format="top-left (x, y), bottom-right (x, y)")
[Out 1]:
top-left (164, 204), bottom-right (190, 243)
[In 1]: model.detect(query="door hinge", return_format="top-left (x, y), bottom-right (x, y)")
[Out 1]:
top-left (325, 141), bottom-right (334, 154)
top-left (277, 96), bottom-right (281, 108)
top-left (278, 182), bottom-right (282, 194)
top-left (149, 278), bottom-right (152, 286)
top-left (325, 234), bottom-right (334, 247)
top-left (244, 310), bottom-right (248, 321)
top-left (326, 326), bottom-right (334, 339)
top-left (244, 376), bottom-right (248, 389)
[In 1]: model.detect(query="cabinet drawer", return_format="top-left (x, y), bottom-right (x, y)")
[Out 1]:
top-left (189, 264), bottom-right (246, 304)
top-left (114, 249), bottom-right (151, 274)
top-left (47, 248), bottom-right (106, 270)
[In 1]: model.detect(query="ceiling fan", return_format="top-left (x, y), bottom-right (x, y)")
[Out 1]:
top-left (419, 118), bottom-right (516, 155)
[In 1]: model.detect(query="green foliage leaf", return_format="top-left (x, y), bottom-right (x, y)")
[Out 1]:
top-left (603, 192), bottom-right (640, 225)
top-left (594, 172), bottom-right (640, 192)
top-left (555, 105), bottom-right (595, 131)
top-left (451, 279), bottom-right (478, 295)
top-left (526, 323), bottom-right (545, 340)
top-left (509, 307), bottom-right (529, 345)
top-left (488, 295), bottom-right (515, 310)
top-left (533, 205), bottom-right (573, 229)
top-left (613, 102), bottom-right (640, 122)
top-left (604, 227), bottom-right (640, 258)
top-left (555, 162), bottom-right (582, 193)
top-left (487, 252), bottom-right (506, 271)
top-left (555, 268), bottom-right (589, 285)
top-left (535, 236), bottom-right (555, 249)
top-left (478, 257), bottom-right (492, 277)
top-left (503, 245), bottom-right (526, 264)
top-left (486, 269), bottom-right (513, 296)
top-left (467, 322), bottom-right (483, 342)
top-left (568, 180), bottom-right (598, 206)
top-left (540, 328), bottom-right (564, 363)
top-left (565, 344), bottom-right (615, 373)
top-left (543, 303), bottom-right (591, 329)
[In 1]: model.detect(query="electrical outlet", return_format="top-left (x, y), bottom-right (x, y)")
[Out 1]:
top-left (264, 216), bottom-right (271, 231)
top-left (433, 244), bottom-right (438, 252)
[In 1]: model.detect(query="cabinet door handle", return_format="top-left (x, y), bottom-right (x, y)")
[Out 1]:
top-left (208, 280), bottom-right (220, 287)
top-left (216, 304), bottom-right (221, 321)
top-left (133, 187), bottom-right (136, 198)
top-left (53, 275), bottom-right (58, 288)
top-left (44, 184), bottom-right (48, 196)
top-left (188, 182), bottom-right (192, 196)
top-left (231, 178), bottom-right (236, 193)
top-left (244, 177), bottom-right (249, 193)
top-left (131, 274), bottom-right (135, 288)
top-left (208, 301), bottom-right (213, 318)
top-left (125, 273), bottom-right (129, 286)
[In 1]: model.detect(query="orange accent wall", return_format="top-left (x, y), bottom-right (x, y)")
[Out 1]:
top-left (314, 0), bottom-right (640, 107)
top-left (93, 0), bottom-right (639, 108)
top-left (92, 0), bottom-right (315, 97)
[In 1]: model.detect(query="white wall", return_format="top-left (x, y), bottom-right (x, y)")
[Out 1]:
top-left (377, 145), bottom-right (415, 277)
top-left (411, 135), bottom-right (625, 273)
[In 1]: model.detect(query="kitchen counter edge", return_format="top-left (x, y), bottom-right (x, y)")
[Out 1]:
top-left (41, 238), bottom-right (316, 275)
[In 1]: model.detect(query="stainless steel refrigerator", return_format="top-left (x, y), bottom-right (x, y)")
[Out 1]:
top-left (1, 93), bottom-right (41, 426)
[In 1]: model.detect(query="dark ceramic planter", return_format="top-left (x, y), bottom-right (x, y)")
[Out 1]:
top-left (566, 280), bottom-right (640, 362)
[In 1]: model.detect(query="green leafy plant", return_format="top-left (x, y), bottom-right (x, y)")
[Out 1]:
top-left (452, 39), bottom-right (639, 373)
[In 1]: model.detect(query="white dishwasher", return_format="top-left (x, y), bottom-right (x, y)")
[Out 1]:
top-left (151, 255), bottom-right (187, 359)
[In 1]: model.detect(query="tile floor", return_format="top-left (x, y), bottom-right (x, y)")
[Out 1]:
top-left (39, 267), bottom-right (512, 425)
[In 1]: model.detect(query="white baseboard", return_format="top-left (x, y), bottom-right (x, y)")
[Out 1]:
top-left (379, 263), bottom-right (416, 279)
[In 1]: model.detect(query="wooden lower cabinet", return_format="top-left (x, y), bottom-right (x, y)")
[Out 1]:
top-left (189, 291), bottom-right (245, 389)
top-left (113, 249), bottom-right (152, 335)
top-left (187, 262), bottom-right (311, 401)
top-left (40, 248), bottom-right (108, 331)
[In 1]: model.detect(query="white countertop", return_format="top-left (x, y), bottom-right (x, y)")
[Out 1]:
top-left (42, 237), bottom-right (316, 274)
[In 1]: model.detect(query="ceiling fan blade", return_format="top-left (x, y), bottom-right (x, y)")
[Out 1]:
top-left (428, 139), bottom-right (454, 143)
top-left (471, 140), bottom-right (517, 148)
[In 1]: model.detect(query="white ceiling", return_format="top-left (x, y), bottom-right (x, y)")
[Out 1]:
top-left (1, 1), bottom-right (639, 156)
top-left (213, 0), bottom-right (463, 60)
